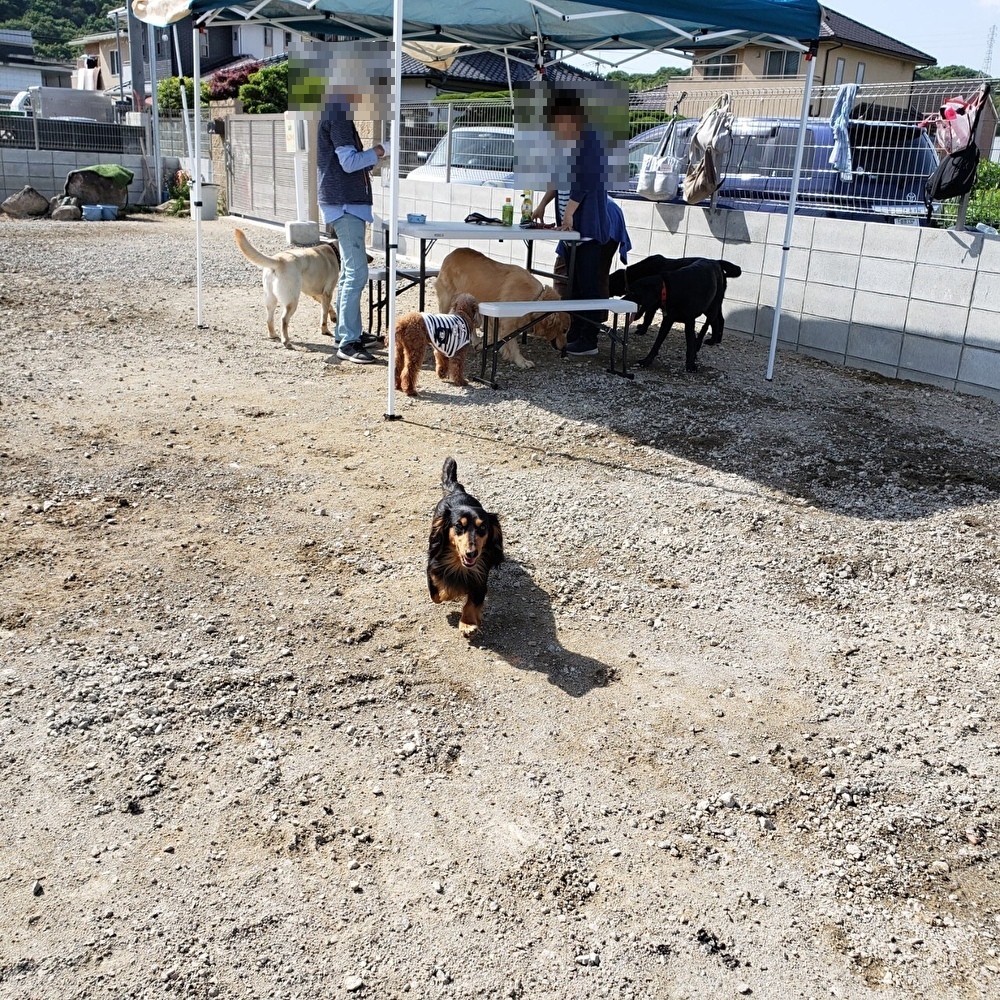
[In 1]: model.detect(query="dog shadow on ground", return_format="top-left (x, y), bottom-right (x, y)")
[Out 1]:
top-left (454, 558), bottom-right (618, 697)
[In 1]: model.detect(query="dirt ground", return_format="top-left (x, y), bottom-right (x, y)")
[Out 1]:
top-left (1, 215), bottom-right (999, 1000)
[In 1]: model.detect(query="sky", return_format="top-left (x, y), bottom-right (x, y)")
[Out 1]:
top-left (564, 1), bottom-right (1000, 76)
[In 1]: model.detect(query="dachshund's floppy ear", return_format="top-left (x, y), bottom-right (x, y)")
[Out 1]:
top-left (428, 513), bottom-right (447, 556)
top-left (486, 514), bottom-right (504, 565)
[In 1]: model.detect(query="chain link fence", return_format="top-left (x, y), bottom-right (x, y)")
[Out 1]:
top-left (385, 80), bottom-right (1000, 228)
top-left (624, 78), bottom-right (1000, 227)
top-left (0, 114), bottom-right (146, 154)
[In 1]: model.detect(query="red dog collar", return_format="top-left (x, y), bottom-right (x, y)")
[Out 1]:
top-left (660, 278), bottom-right (668, 308)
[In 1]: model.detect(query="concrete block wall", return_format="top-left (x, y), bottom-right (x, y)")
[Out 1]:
top-left (374, 179), bottom-right (1000, 401)
top-left (1, 150), bottom-right (149, 205)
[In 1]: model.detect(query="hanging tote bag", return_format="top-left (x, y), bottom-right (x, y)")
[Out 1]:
top-left (683, 92), bottom-right (734, 204)
top-left (636, 118), bottom-right (682, 202)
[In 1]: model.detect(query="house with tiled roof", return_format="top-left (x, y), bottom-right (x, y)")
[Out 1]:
top-left (637, 7), bottom-right (937, 110)
top-left (0, 29), bottom-right (72, 106)
top-left (399, 49), bottom-right (596, 101)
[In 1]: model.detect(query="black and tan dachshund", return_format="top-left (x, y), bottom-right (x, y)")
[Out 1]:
top-left (610, 255), bottom-right (741, 368)
top-left (427, 457), bottom-right (504, 637)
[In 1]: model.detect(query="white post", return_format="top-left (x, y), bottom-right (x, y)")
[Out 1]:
top-left (147, 23), bottom-right (163, 202)
top-left (385, 1), bottom-right (403, 420)
top-left (765, 52), bottom-right (816, 381)
top-left (192, 23), bottom-right (204, 328)
top-left (293, 125), bottom-right (308, 222)
top-left (172, 25), bottom-right (194, 165)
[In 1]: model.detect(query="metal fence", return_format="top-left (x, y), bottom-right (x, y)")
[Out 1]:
top-left (157, 108), bottom-right (212, 159)
top-left (392, 99), bottom-right (513, 180)
top-left (389, 79), bottom-right (1000, 228)
top-left (226, 113), bottom-right (297, 222)
top-left (0, 114), bottom-right (146, 154)
top-left (622, 78), bottom-right (1000, 227)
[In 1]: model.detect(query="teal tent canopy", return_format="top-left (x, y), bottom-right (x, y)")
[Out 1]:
top-left (135, 1), bottom-right (821, 57)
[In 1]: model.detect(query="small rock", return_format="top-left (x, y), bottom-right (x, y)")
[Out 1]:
top-left (343, 974), bottom-right (364, 991)
top-left (575, 952), bottom-right (600, 967)
top-left (2, 185), bottom-right (49, 218)
top-left (930, 860), bottom-right (950, 874)
top-left (31, 880), bottom-right (43, 897)
top-left (719, 792), bottom-right (738, 808)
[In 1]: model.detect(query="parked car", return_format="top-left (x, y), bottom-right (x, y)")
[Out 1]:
top-left (407, 126), bottom-right (515, 187)
top-left (622, 116), bottom-right (940, 225)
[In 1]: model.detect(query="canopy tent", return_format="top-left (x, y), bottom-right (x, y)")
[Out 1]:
top-left (133, 0), bottom-right (822, 409)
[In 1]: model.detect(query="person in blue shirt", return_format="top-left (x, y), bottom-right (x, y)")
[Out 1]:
top-left (545, 93), bottom-right (622, 356)
top-left (317, 96), bottom-right (389, 364)
top-left (533, 190), bottom-right (631, 299)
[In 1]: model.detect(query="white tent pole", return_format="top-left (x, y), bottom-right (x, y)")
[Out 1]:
top-left (193, 23), bottom-right (205, 328)
top-left (172, 25), bottom-right (194, 165)
top-left (385, 0), bottom-right (403, 420)
top-left (765, 51), bottom-right (815, 381)
top-left (147, 23), bottom-right (163, 202)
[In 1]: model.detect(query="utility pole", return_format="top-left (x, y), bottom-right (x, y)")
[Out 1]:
top-left (126, 5), bottom-right (147, 111)
top-left (984, 24), bottom-right (997, 78)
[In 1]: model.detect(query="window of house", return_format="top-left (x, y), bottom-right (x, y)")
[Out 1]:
top-left (264, 27), bottom-right (273, 48)
top-left (764, 49), bottom-right (801, 77)
top-left (199, 31), bottom-right (209, 58)
top-left (109, 50), bottom-right (120, 76)
top-left (232, 28), bottom-right (239, 50)
top-left (285, 32), bottom-right (292, 47)
top-left (834, 57), bottom-right (845, 86)
top-left (855, 61), bottom-right (866, 85)
top-left (155, 31), bottom-right (165, 58)
top-left (702, 53), bottom-right (738, 78)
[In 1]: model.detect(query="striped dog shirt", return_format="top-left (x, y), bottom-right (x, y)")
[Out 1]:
top-left (421, 314), bottom-right (472, 358)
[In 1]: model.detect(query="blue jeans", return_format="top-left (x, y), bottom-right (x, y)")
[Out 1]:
top-left (330, 212), bottom-right (368, 347)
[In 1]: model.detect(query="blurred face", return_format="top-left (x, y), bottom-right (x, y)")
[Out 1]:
top-left (552, 112), bottom-right (581, 142)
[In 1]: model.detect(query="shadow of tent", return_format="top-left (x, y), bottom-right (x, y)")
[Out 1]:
top-left (460, 340), bottom-right (1000, 523)
top-left (457, 559), bottom-right (618, 698)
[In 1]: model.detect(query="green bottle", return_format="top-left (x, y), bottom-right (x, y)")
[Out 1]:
top-left (501, 197), bottom-right (513, 226)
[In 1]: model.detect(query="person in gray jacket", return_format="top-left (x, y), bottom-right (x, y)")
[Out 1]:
top-left (318, 96), bottom-right (389, 364)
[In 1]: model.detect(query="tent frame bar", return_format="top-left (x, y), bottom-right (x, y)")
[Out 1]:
top-left (766, 50), bottom-right (816, 381)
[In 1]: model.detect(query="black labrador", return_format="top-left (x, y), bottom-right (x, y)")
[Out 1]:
top-left (610, 255), bottom-right (741, 371)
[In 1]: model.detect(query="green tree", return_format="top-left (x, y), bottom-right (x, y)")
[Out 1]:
top-left (0, 1), bottom-right (110, 60)
top-left (239, 62), bottom-right (289, 114)
top-left (606, 65), bottom-right (690, 92)
top-left (157, 76), bottom-right (210, 112)
top-left (916, 64), bottom-right (982, 81)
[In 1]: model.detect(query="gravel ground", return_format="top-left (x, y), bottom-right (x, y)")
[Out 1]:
top-left (1, 214), bottom-right (999, 1000)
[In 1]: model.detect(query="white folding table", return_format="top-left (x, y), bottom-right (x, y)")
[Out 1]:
top-left (380, 219), bottom-right (582, 312)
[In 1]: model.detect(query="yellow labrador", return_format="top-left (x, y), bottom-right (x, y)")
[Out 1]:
top-left (435, 248), bottom-right (569, 369)
top-left (234, 228), bottom-right (340, 348)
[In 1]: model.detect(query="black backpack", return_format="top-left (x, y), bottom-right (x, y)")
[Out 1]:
top-left (923, 82), bottom-right (990, 221)
top-left (924, 143), bottom-right (980, 218)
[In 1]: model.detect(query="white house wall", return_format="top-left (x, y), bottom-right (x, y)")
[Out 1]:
top-left (0, 65), bottom-right (44, 96)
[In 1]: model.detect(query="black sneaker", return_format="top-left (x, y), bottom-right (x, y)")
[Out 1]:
top-left (360, 333), bottom-right (382, 347)
top-left (565, 341), bottom-right (598, 357)
top-left (337, 342), bottom-right (376, 364)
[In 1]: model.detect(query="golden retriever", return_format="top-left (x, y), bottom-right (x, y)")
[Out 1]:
top-left (234, 228), bottom-right (340, 348)
top-left (394, 293), bottom-right (481, 396)
top-left (435, 248), bottom-right (569, 369)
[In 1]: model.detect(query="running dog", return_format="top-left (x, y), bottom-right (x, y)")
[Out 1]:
top-left (427, 457), bottom-right (504, 637)
top-left (394, 293), bottom-right (481, 396)
top-left (234, 228), bottom-right (340, 348)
